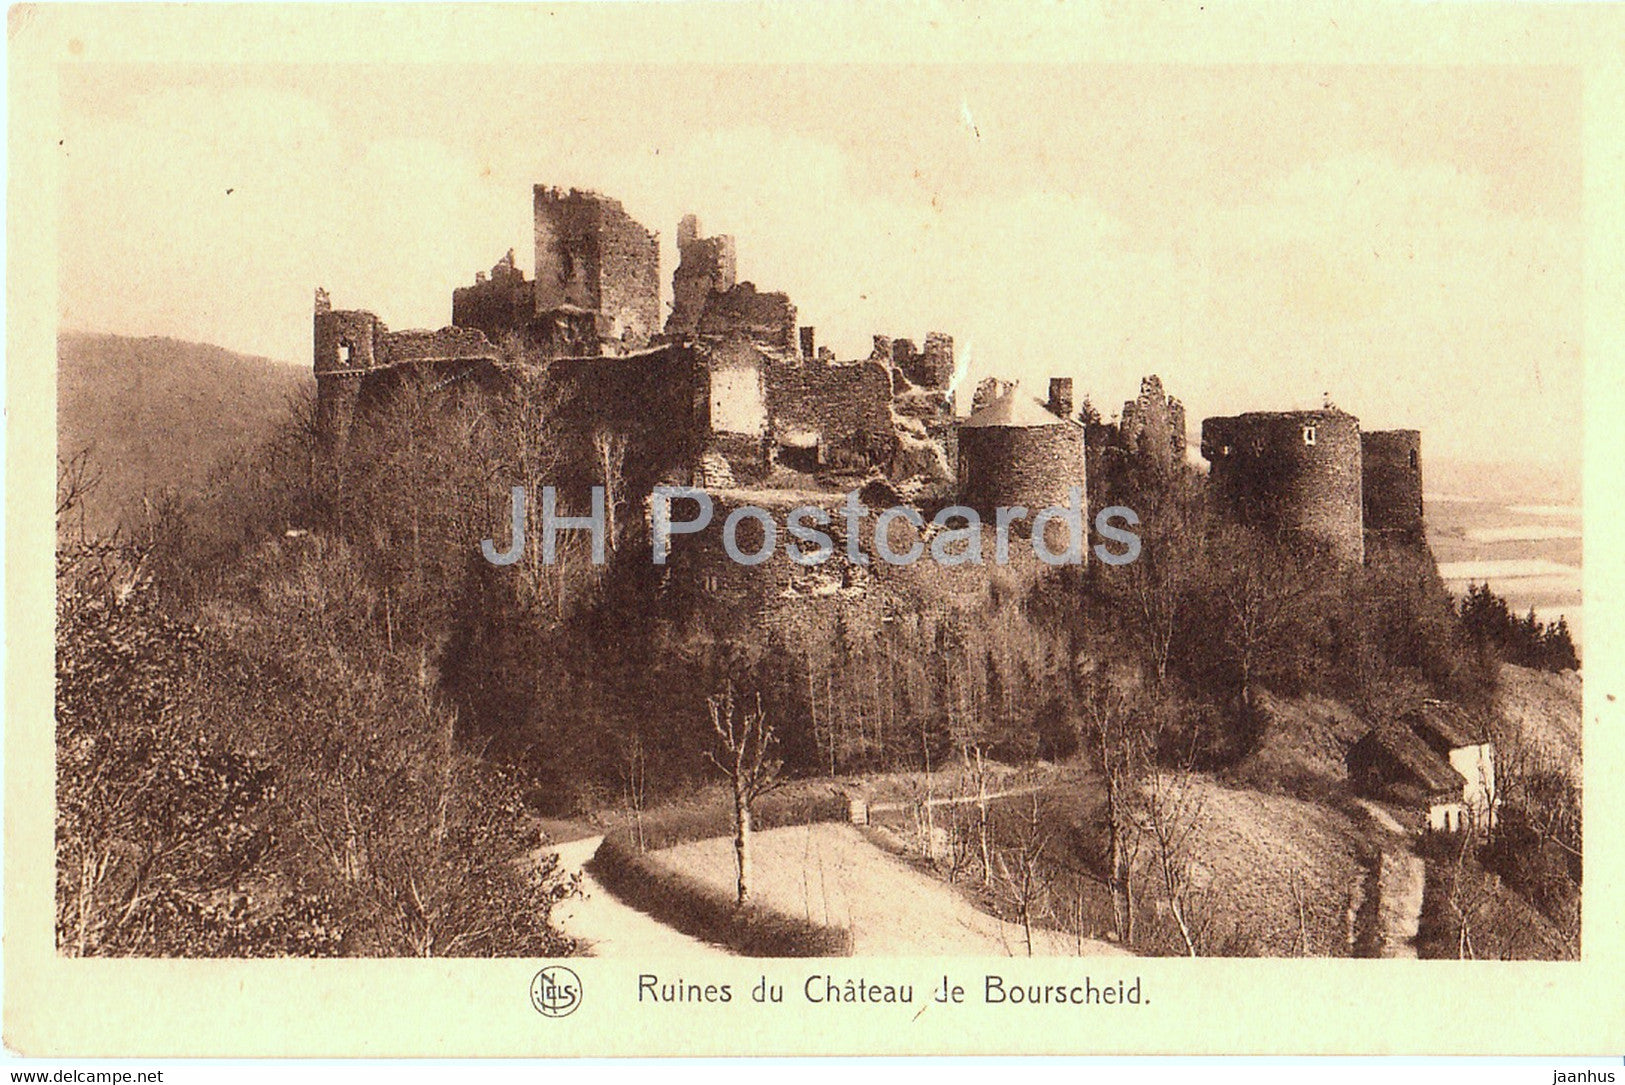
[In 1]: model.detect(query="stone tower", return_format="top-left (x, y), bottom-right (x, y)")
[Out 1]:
top-left (666, 213), bottom-right (737, 336)
top-left (312, 289), bottom-right (380, 452)
top-left (958, 384), bottom-right (1087, 520)
top-left (532, 186), bottom-right (661, 345)
top-left (1362, 429), bottom-right (1424, 542)
top-left (1201, 408), bottom-right (1364, 564)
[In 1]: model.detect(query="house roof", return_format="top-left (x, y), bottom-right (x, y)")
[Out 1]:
top-left (1353, 724), bottom-right (1467, 796)
top-left (1405, 700), bottom-right (1486, 751)
top-left (961, 386), bottom-right (1075, 429)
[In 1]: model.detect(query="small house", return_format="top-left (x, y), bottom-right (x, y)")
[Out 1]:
top-left (1404, 700), bottom-right (1497, 831)
top-left (1347, 724), bottom-right (1473, 832)
top-left (1346, 701), bottom-right (1498, 834)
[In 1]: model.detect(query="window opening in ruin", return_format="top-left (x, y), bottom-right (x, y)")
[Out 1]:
top-left (340, 342), bottom-right (354, 367)
top-left (1302, 425), bottom-right (1317, 446)
top-left (1409, 449), bottom-right (1418, 469)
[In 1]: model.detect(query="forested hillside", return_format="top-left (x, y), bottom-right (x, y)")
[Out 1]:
top-left (57, 332), bottom-right (310, 535)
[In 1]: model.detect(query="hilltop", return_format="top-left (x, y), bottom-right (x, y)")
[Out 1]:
top-left (57, 332), bottom-right (310, 535)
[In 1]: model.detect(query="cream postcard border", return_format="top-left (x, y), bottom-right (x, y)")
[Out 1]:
top-left (6, 2), bottom-right (1624, 1057)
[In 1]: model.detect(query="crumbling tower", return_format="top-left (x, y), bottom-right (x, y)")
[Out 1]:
top-left (1201, 408), bottom-right (1364, 564)
top-left (532, 186), bottom-right (661, 346)
top-left (1119, 375), bottom-right (1188, 474)
top-left (312, 287), bottom-right (379, 452)
top-left (666, 214), bottom-right (737, 336)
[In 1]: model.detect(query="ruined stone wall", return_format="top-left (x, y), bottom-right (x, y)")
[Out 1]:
top-left (596, 201), bottom-right (662, 344)
top-left (958, 424), bottom-right (1087, 519)
top-left (891, 333), bottom-right (955, 390)
top-left (766, 355), bottom-right (897, 469)
top-left (1119, 374), bottom-right (1188, 473)
top-left (667, 215), bottom-right (737, 336)
top-left (706, 337), bottom-right (770, 439)
top-left (655, 490), bottom-right (864, 618)
top-left (546, 345), bottom-right (710, 498)
top-left (1201, 410), bottom-right (1364, 563)
top-left (451, 251), bottom-right (534, 345)
top-left (379, 326), bottom-right (502, 365)
top-left (1362, 429), bottom-right (1424, 540)
top-left (698, 283), bottom-right (797, 354)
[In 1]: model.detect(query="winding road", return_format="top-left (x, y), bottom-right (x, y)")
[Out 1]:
top-left (541, 836), bottom-right (733, 958)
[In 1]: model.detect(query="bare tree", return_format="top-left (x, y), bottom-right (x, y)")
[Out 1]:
top-left (592, 427), bottom-right (628, 553)
top-left (57, 446), bottom-right (102, 529)
top-left (992, 789), bottom-right (1052, 956)
top-left (1138, 767), bottom-right (1207, 957)
top-left (1214, 529), bottom-right (1322, 715)
top-left (1077, 663), bottom-right (1148, 946)
top-left (1111, 484), bottom-right (1203, 689)
top-left (618, 730), bottom-right (649, 853)
top-left (706, 684), bottom-right (783, 906)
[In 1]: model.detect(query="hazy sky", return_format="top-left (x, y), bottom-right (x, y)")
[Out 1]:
top-left (59, 63), bottom-right (1582, 467)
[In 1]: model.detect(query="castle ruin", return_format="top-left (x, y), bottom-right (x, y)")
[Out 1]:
top-left (314, 183), bottom-right (1426, 585)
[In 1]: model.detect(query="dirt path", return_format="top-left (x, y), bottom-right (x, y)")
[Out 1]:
top-left (1374, 850), bottom-right (1426, 958)
top-left (866, 783), bottom-right (1044, 818)
top-left (542, 836), bottom-right (732, 958)
top-left (1355, 798), bottom-right (1407, 836)
top-left (1351, 800), bottom-right (1426, 958)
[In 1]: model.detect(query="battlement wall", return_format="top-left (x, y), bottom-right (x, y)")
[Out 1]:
top-left (381, 326), bottom-right (503, 365)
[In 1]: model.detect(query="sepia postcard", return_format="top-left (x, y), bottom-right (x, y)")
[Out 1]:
top-left (7, 1), bottom-right (1625, 1059)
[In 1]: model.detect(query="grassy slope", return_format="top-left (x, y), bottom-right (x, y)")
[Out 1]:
top-left (1493, 663), bottom-right (1583, 780)
top-left (57, 331), bottom-right (311, 535)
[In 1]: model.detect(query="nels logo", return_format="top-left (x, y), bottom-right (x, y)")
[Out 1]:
top-left (530, 965), bottom-right (583, 1018)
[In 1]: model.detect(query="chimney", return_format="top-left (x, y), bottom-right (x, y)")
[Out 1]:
top-left (799, 326), bottom-right (816, 360)
top-left (1048, 377), bottom-right (1074, 420)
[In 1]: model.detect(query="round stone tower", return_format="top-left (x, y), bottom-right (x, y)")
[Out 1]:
top-left (958, 385), bottom-right (1087, 518)
top-left (1361, 429), bottom-right (1424, 542)
top-left (1200, 408), bottom-right (1364, 564)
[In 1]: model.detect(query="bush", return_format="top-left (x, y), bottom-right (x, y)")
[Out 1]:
top-left (624, 786), bottom-right (850, 852)
top-left (57, 534), bottom-right (579, 957)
